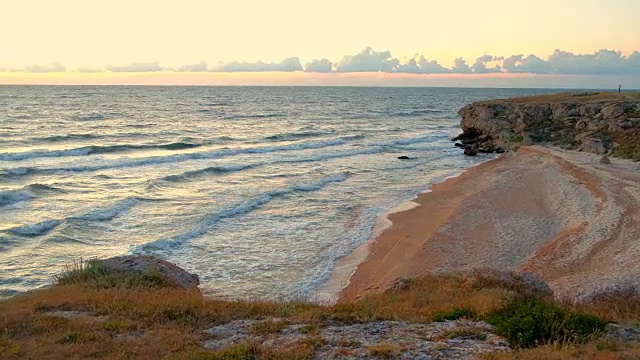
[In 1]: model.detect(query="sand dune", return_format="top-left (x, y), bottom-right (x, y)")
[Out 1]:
top-left (339, 146), bottom-right (640, 302)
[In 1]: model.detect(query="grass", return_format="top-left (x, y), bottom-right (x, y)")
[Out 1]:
top-left (1, 266), bottom-right (639, 359)
top-left (367, 341), bottom-right (402, 358)
top-left (432, 308), bottom-right (475, 322)
top-left (248, 320), bottom-right (289, 336)
top-left (53, 258), bottom-right (170, 289)
top-left (480, 92), bottom-right (640, 105)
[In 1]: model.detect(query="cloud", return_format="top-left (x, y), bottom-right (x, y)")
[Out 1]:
top-left (178, 61), bottom-right (208, 72)
top-left (546, 49), bottom-right (638, 75)
top-left (335, 47), bottom-right (399, 72)
top-left (305, 59), bottom-right (333, 73)
top-left (10, 62), bottom-right (66, 73)
top-left (6, 48), bottom-right (640, 76)
top-left (75, 66), bottom-right (106, 73)
top-left (471, 55), bottom-right (504, 73)
top-left (394, 55), bottom-right (451, 74)
top-left (212, 57), bottom-right (302, 72)
top-left (106, 62), bottom-right (164, 72)
top-left (503, 54), bottom-right (551, 74)
top-left (452, 58), bottom-right (472, 74)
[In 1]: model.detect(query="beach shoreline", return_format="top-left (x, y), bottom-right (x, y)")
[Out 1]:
top-left (337, 146), bottom-right (640, 303)
top-left (312, 157), bottom-right (496, 304)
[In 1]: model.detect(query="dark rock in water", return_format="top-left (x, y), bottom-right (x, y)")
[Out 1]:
top-left (94, 255), bottom-right (200, 290)
top-left (397, 156), bottom-right (411, 160)
top-left (600, 155), bottom-right (612, 164)
top-left (464, 147), bottom-right (478, 156)
top-left (454, 143), bottom-right (464, 148)
top-left (495, 148), bottom-right (506, 154)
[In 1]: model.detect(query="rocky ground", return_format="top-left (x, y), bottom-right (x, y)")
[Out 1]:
top-left (204, 318), bottom-right (510, 359)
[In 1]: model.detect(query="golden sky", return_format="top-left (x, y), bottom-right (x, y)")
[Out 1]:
top-left (1, 0), bottom-right (639, 86)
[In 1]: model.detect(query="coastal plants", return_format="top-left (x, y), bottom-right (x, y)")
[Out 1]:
top-left (432, 308), bottom-right (476, 322)
top-left (248, 320), bottom-right (290, 336)
top-left (486, 297), bottom-right (607, 348)
top-left (366, 341), bottom-right (402, 358)
top-left (53, 258), bottom-right (169, 289)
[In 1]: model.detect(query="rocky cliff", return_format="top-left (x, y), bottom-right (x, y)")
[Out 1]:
top-left (455, 92), bottom-right (640, 159)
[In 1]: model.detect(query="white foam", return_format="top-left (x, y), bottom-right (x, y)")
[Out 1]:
top-left (8, 219), bottom-right (62, 236)
top-left (310, 154), bottom-right (501, 304)
top-left (311, 200), bottom-right (420, 304)
top-left (139, 171), bottom-right (352, 254)
top-left (74, 197), bottom-right (139, 221)
top-left (0, 147), bottom-right (92, 161)
top-left (0, 189), bottom-right (36, 205)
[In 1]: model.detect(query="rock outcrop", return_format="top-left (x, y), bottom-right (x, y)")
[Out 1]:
top-left (204, 318), bottom-right (511, 359)
top-left (455, 92), bottom-right (640, 159)
top-left (94, 255), bottom-right (200, 290)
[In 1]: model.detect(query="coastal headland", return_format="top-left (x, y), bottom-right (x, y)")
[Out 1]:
top-left (341, 92), bottom-right (640, 303)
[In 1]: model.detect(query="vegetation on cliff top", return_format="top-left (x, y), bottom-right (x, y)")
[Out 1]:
top-left (1, 260), bottom-right (640, 359)
top-left (479, 92), bottom-right (640, 105)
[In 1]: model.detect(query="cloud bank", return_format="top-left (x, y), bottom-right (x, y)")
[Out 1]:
top-left (178, 61), bottom-right (208, 72)
top-left (304, 59), bottom-right (333, 73)
top-left (6, 48), bottom-right (640, 75)
top-left (105, 62), bottom-right (165, 72)
top-left (7, 63), bottom-right (67, 73)
top-left (211, 57), bottom-right (303, 72)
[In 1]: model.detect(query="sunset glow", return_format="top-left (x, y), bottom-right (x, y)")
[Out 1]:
top-left (2, 0), bottom-right (639, 87)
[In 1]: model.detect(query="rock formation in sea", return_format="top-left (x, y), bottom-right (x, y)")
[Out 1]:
top-left (454, 92), bottom-right (640, 159)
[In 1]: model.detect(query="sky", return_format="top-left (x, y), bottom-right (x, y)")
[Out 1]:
top-left (1, 0), bottom-right (639, 87)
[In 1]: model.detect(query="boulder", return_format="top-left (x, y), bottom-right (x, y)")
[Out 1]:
top-left (581, 137), bottom-right (606, 155)
top-left (600, 155), bottom-right (612, 164)
top-left (618, 120), bottom-right (634, 130)
top-left (464, 147), bottom-right (478, 156)
top-left (94, 255), bottom-right (200, 290)
top-left (397, 156), bottom-right (411, 160)
top-left (601, 104), bottom-right (625, 118)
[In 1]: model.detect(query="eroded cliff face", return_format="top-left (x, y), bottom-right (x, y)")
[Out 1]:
top-left (455, 92), bottom-right (640, 159)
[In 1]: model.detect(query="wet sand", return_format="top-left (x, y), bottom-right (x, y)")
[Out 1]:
top-left (339, 146), bottom-right (640, 302)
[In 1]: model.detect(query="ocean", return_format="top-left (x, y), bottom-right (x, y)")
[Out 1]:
top-left (0, 86), bottom-right (563, 300)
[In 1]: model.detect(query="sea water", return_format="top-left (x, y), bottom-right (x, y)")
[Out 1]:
top-left (0, 86), bottom-right (565, 300)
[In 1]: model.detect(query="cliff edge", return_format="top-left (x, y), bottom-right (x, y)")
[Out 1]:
top-left (456, 92), bottom-right (640, 159)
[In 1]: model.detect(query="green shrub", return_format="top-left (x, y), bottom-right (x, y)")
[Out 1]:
top-left (486, 298), bottom-right (607, 348)
top-left (433, 308), bottom-right (475, 322)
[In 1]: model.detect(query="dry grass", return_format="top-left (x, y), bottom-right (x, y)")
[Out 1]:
top-left (480, 92), bottom-right (640, 105)
top-left (248, 319), bottom-right (290, 336)
top-left (1, 269), bottom-right (639, 359)
top-left (482, 340), bottom-right (640, 360)
top-left (367, 341), bottom-right (402, 358)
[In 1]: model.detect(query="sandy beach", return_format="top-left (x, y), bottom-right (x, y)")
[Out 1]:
top-left (339, 146), bottom-right (640, 302)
